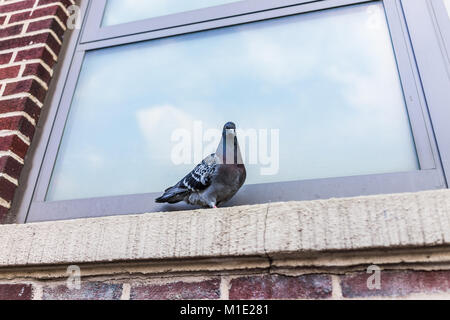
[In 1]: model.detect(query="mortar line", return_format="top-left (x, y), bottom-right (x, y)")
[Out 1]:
top-left (263, 202), bottom-right (274, 275)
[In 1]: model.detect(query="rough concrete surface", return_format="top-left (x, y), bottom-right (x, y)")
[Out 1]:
top-left (0, 190), bottom-right (449, 269)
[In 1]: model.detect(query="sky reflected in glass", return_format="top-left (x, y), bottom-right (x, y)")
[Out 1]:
top-left (47, 2), bottom-right (419, 201)
top-left (102, 0), bottom-right (242, 26)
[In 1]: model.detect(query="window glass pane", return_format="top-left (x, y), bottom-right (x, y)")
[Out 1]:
top-left (47, 2), bottom-right (419, 201)
top-left (102, 0), bottom-right (242, 26)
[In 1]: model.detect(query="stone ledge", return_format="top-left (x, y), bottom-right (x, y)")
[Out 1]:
top-left (0, 189), bottom-right (449, 269)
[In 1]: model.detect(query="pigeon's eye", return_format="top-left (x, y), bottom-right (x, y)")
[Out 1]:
top-left (224, 122), bottom-right (236, 130)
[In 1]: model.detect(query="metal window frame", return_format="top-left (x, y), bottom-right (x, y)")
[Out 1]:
top-left (81, 0), bottom-right (369, 43)
top-left (13, 0), bottom-right (450, 223)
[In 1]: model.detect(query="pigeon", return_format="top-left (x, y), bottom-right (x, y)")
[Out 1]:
top-left (156, 122), bottom-right (246, 208)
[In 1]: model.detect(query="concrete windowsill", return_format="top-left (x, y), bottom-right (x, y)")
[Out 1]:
top-left (0, 189), bottom-right (449, 274)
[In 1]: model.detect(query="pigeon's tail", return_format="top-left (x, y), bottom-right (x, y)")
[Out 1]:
top-left (155, 186), bottom-right (189, 204)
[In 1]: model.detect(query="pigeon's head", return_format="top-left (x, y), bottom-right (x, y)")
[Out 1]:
top-left (223, 122), bottom-right (237, 136)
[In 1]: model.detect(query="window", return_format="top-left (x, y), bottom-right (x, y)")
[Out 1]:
top-left (16, 0), bottom-right (450, 222)
top-left (48, 2), bottom-right (420, 201)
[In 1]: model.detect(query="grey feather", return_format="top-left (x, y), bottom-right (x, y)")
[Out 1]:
top-left (155, 122), bottom-right (246, 208)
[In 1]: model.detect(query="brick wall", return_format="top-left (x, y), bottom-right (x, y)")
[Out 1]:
top-left (0, 269), bottom-right (449, 300)
top-left (0, 0), bottom-right (74, 223)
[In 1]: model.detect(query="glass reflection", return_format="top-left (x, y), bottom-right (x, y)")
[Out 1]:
top-left (47, 2), bottom-right (418, 201)
top-left (102, 0), bottom-right (242, 26)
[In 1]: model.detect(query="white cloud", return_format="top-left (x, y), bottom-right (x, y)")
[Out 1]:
top-left (240, 30), bottom-right (318, 84)
top-left (136, 104), bottom-right (194, 148)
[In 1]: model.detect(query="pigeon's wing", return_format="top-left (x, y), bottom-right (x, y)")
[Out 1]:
top-left (179, 154), bottom-right (219, 192)
top-left (156, 154), bottom-right (219, 204)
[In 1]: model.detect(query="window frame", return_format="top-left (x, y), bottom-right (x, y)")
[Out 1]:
top-left (14, 0), bottom-right (450, 223)
top-left (81, 0), bottom-right (371, 43)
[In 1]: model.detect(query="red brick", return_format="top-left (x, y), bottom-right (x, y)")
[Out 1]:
top-left (0, 65), bottom-right (20, 80)
top-left (9, 5), bottom-right (67, 25)
top-left (23, 62), bottom-right (51, 85)
top-left (340, 270), bottom-right (450, 298)
top-left (15, 46), bottom-right (56, 68)
top-left (0, 206), bottom-right (8, 224)
top-left (229, 274), bottom-right (332, 300)
top-left (0, 116), bottom-right (36, 140)
top-left (0, 177), bottom-right (16, 202)
top-left (0, 284), bottom-right (33, 300)
top-left (0, 0), bottom-right (35, 14)
top-left (0, 24), bottom-right (23, 38)
top-left (0, 135), bottom-right (29, 159)
top-left (27, 17), bottom-right (64, 40)
top-left (0, 98), bottom-right (41, 123)
top-left (39, 0), bottom-right (73, 9)
top-left (0, 52), bottom-right (12, 65)
top-left (43, 282), bottom-right (123, 300)
top-left (0, 155), bottom-right (23, 180)
top-left (3, 79), bottom-right (47, 103)
top-left (0, 16), bottom-right (6, 25)
top-left (131, 279), bottom-right (221, 300)
top-left (0, 32), bottom-right (61, 56)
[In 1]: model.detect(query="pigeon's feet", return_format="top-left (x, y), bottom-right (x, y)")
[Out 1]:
top-left (207, 202), bottom-right (218, 209)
